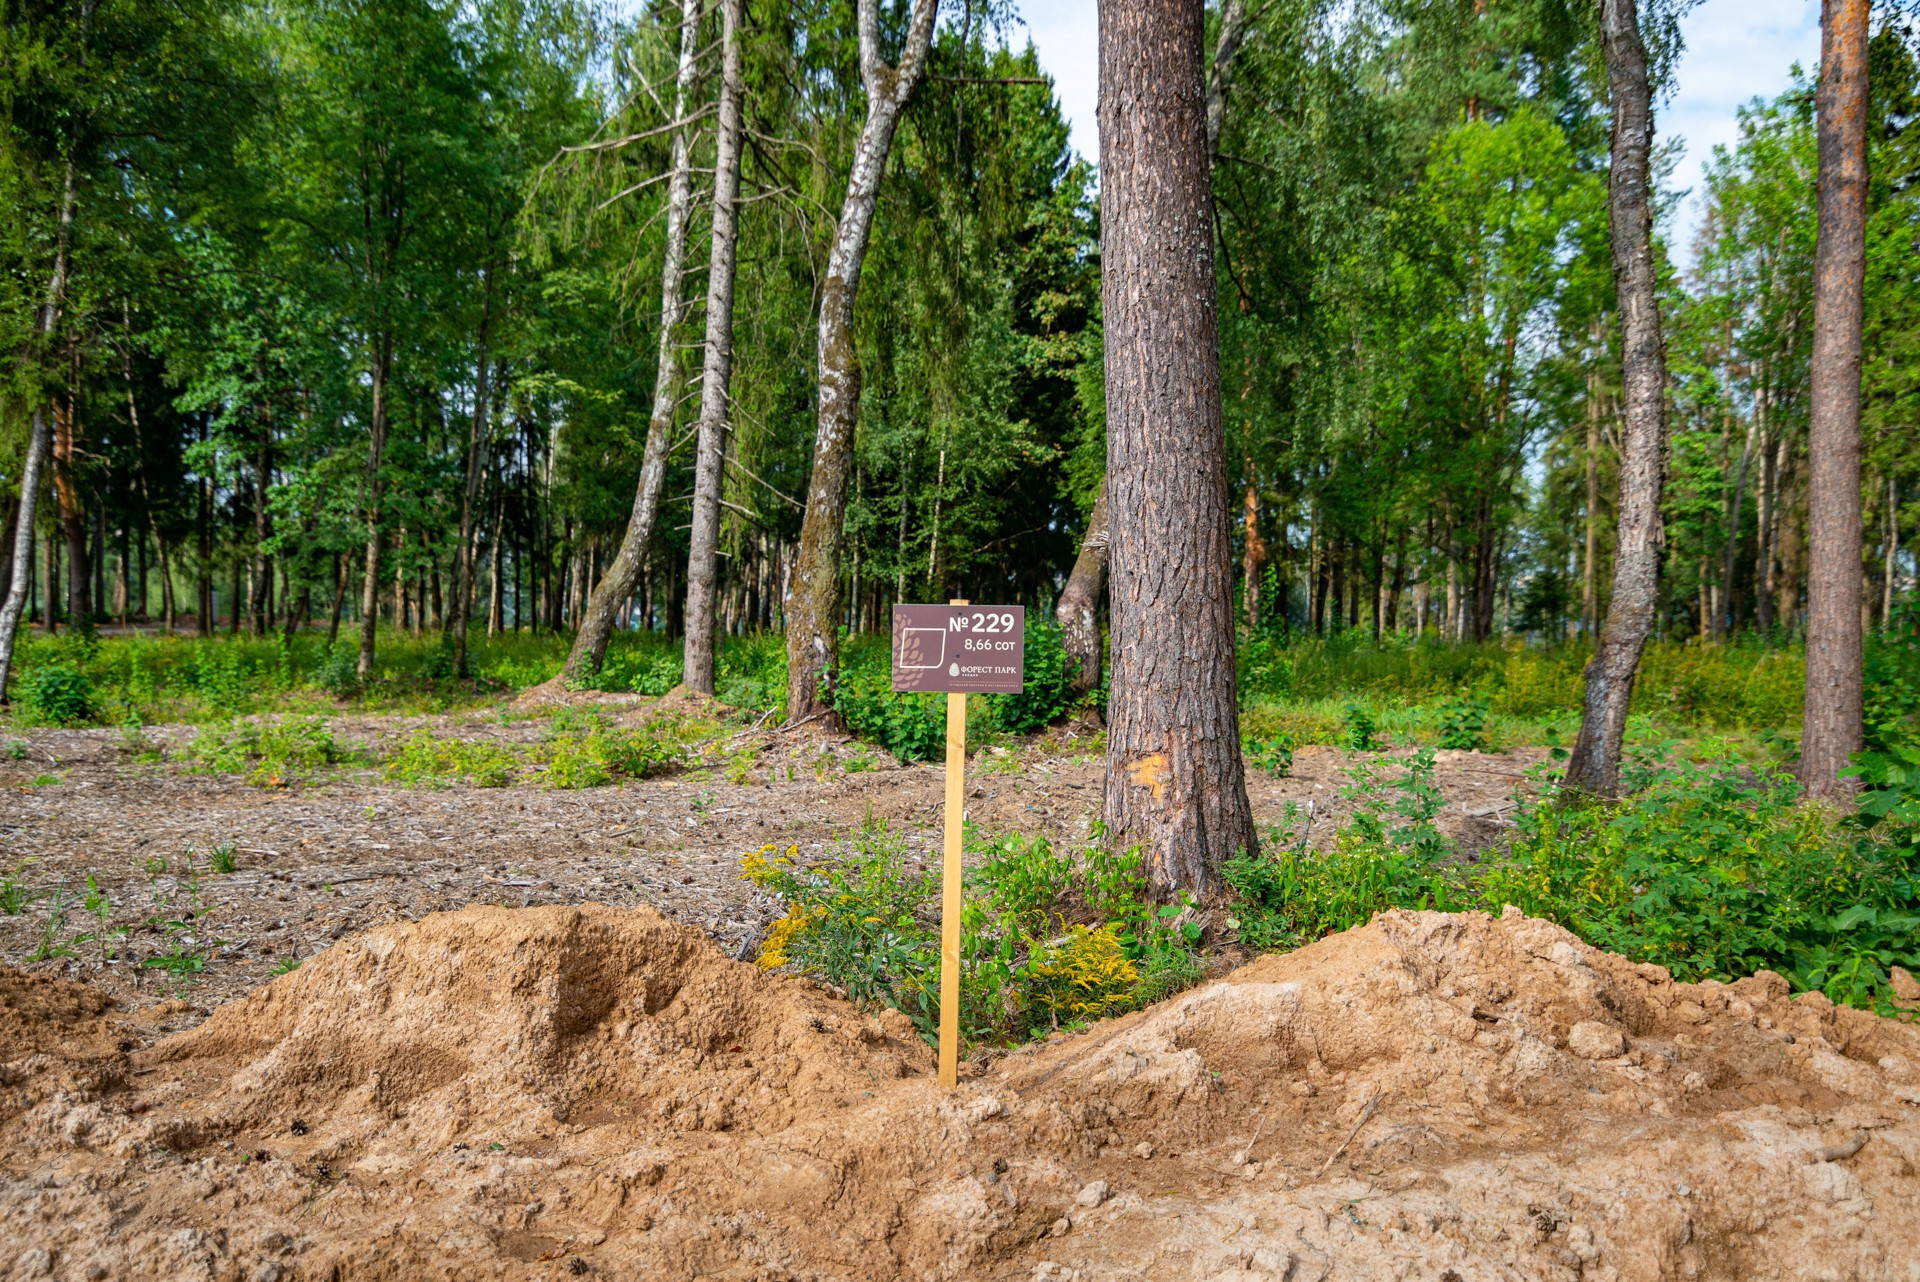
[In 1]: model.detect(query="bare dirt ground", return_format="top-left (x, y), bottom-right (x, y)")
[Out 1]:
top-left (12, 706), bottom-right (1915, 1281)
top-left (0, 705), bottom-right (1539, 1015)
top-left (3, 904), bottom-right (1917, 1282)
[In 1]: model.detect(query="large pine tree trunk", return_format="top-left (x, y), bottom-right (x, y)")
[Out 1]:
top-left (1563, 0), bottom-right (1669, 797)
top-left (784, 0), bottom-right (940, 724)
top-left (1055, 480), bottom-right (1110, 696)
top-left (682, 0), bottom-right (746, 696)
top-left (565, 0), bottom-right (704, 683)
top-left (1800, 0), bottom-right (1868, 800)
top-left (1099, 0), bottom-right (1257, 898)
top-left (52, 387), bottom-right (90, 627)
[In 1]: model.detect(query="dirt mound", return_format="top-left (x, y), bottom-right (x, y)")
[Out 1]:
top-left (509, 675), bottom-right (652, 712)
top-left (3, 905), bottom-right (1918, 1282)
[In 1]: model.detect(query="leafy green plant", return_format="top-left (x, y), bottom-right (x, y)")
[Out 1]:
top-left (831, 667), bottom-right (947, 762)
top-left (742, 824), bottom-right (1206, 1047)
top-left (184, 716), bottom-right (351, 786)
top-left (983, 620), bottom-right (1078, 735)
top-left (385, 730), bottom-right (518, 788)
top-left (1342, 701), bottom-right (1379, 752)
top-left (1435, 696), bottom-right (1491, 750)
top-left (28, 885), bottom-right (77, 962)
top-left (16, 663), bottom-right (99, 726)
top-left (1245, 731), bottom-right (1294, 777)
top-left (209, 844), bottom-right (238, 874)
top-left (5, 738), bottom-right (26, 759)
top-left (77, 874), bottom-right (124, 963)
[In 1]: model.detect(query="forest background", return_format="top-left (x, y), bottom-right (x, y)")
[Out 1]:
top-left (0, 0), bottom-right (1917, 753)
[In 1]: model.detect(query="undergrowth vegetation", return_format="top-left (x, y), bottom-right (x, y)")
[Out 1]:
top-left (1223, 742), bottom-right (1920, 1015)
top-left (742, 823), bottom-right (1204, 1047)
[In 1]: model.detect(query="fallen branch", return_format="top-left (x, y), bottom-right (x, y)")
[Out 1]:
top-left (1313, 1095), bottom-right (1383, 1180)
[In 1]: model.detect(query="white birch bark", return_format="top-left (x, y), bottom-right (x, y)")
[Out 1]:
top-left (682, 0), bottom-right (745, 694)
top-left (784, 0), bottom-right (941, 723)
top-left (566, 0), bottom-right (705, 681)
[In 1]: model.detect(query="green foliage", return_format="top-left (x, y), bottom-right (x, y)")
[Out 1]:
top-left (1225, 743), bottom-right (1920, 1015)
top-left (15, 663), bottom-right (100, 726)
top-left (183, 716), bottom-right (352, 786)
top-left (1244, 731), bottom-right (1295, 777)
top-left (1342, 702), bottom-right (1380, 752)
top-left (531, 714), bottom-right (682, 789)
top-left (831, 662), bottom-right (947, 762)
top-left (384, 729), bottom-right (517, 788)
top-left (742, 824), bottom-right (1205, 1047)
top-left (1435, 696), bottom-right (1491, 750)
top-left (1, 860), bottom-right (37, 916)
top-left (982, 621), bottom-right (1079, 735)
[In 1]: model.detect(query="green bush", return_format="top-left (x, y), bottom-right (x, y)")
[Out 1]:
top-left (743, 823), bottom-right (1205, 1046)
top-left (982, 619), bottom-right (1078, 735)
top-left (384, 729), bottom-right (517, 787)
top-left (1435, 696), bottom-right (1490, 750)
top-left (1224, 740), bottom-right (1920, 1014)
top-left (832, 663), bottom-right (947, 761)
top-left (15, 662), bottom-right (99, 725)
top-left (183, 716), bottom-right (353, 786)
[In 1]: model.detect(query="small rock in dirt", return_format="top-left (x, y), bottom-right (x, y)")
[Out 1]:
top-left (1050, 1216), bottom-right (1072, 1237)
top-left (249, 1264), bottom-right (283, 1282)
top-left (83, 1266), bottom-right (108, 1281)
top-left (1801, 1161), bottom-right (1865, 1206)
top-left (1075, 1180), bottom-right (1110, 1208)
top-left (12, 1249), bottom-right (53, 1278)
top-left (1568, 1021), bottom-right (1627, 1060)
top-left (1133, 1142), bottom-right (1154, 1160)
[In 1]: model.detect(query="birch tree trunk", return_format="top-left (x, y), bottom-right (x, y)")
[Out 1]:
top-left (1800, 0), bottom-right (1868, 801)
top-left (1055, 480), bottom-right (1109, 696)
top-left (784, 0), bottom-right (940, 724)
top-left (0, 152), bottom-right (78, 703)
top-left (682, 0), bottom-right (746, 695)
top-left (356, 332), bottom-right (393, 679)
top-left (1100, 0), bottom-right (1257, 898)
top-left (1563, 0), bottom-right (1668, 797)
top-left (447, 270), bottom-right (494, 677)
top-left (565, 0), bottom-right (704, 683)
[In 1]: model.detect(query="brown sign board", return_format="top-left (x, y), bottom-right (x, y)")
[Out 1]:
top-left (891, 604), bottom-right (1025, 694)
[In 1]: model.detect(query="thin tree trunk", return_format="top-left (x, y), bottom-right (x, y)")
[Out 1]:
top-left (356, 332), bottom-right (393, 678)
top-left (784, 0), bottom-right (940, 723)
top-left (448, 281), bottom-right (493, 675)
top-left (1055, 480), bottom-right (1110, 697)
top-left (327, 552), bottom-right (346, 645)
top-left (1720, 422), bottom-right (1755, 637)
top-left (1242, 462), bottom-right (1267, 628)
top-left (683, 0), bottom-right (746, 696)
top-left (251, 377), bottom-right (273, 637)
top-left (1801, 0), bottom-right (1868, 800)
top-left (1100, 0), bottom-right (1256, 897)
top-left (1583, 362), bottom-right (1601, 636)
top-left (566, 0), bottom-right (702, 682)
top-left (1564, 0), bottom-right (1669, 797)
top-left (0, 147), bottom-right (79, 700)
top-left (1883, 475), bottom-right (1897, 628)
top-left (52, 380), bottom-right (91, 628)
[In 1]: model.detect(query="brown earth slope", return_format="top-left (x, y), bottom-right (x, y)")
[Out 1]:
top-left (3, 904), bottom-right (1918, 1282)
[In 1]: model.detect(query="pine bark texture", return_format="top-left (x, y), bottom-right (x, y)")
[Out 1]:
top-left (785, 0), bottom-right (939, 724)
top-left (1563, 0), bottom-right (1668, 797)
top-left (1099, 0), bottom-right (1257, 897)
top-left (355, 334), bottom-right (392, 679)
top-left (1054, 480), bottom-right (1109, 696)
top-left (683, 0), bottom-right (745, 696)
top-left (566, 0), bottom-right (703, 683)
top-left (1801, 0), bottom-right (1868, 800)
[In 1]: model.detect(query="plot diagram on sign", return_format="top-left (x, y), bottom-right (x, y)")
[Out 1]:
top-left (897, 625), bottom-right (947, 670)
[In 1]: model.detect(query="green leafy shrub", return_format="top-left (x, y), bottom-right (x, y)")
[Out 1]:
top-left (532, 720), bottom-right (681, 788)
top-left (384, 730), bottom-right (517, 787)
top-left (983, 620), bottom-right (1078, 735)
top-left (1435, 696), bottom-right (1491, 750)
top-left (1342, 701), bottom-right (1379, 751)
top-left (1225, 741), bottom-right (1920, 1014)
top-left (183, 716), bottom-right (352, 786)
top-left (15, 663), bottom-right (99, 726)
top-left (743, 824), bottom-right (1205, 1046)
top-left (1245, 731), bottom-right (1295, 777)
top-left (832, 664), bottom-right (947, 762)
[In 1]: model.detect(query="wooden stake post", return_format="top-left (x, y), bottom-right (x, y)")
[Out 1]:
top-left (890, 599), bottom-right (1025, 1088)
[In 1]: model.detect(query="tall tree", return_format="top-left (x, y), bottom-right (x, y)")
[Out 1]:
top-left (565, 0), bottom-right (704, 682)
top-left (1099, 0), bottom-right (1256, 896)
top-left (682, 0), bottom-right (745, 695)
top-left (1801, 0), bottom-right (1869, 799)
top-left (784, 0), bottom-right (940, 724)
top-left (1563, 0), bottom-right (1668, 796)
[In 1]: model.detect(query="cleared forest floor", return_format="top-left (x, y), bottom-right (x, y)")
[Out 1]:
top-left (0, 705), bottom-right (1537, 1015)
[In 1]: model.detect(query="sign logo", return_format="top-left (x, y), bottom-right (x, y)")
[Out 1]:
top-left (890, 604), bottom-right (1026, 694)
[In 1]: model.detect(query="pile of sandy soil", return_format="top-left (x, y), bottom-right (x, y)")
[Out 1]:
top-left (4, 903), bottom-right (1918, 1282)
